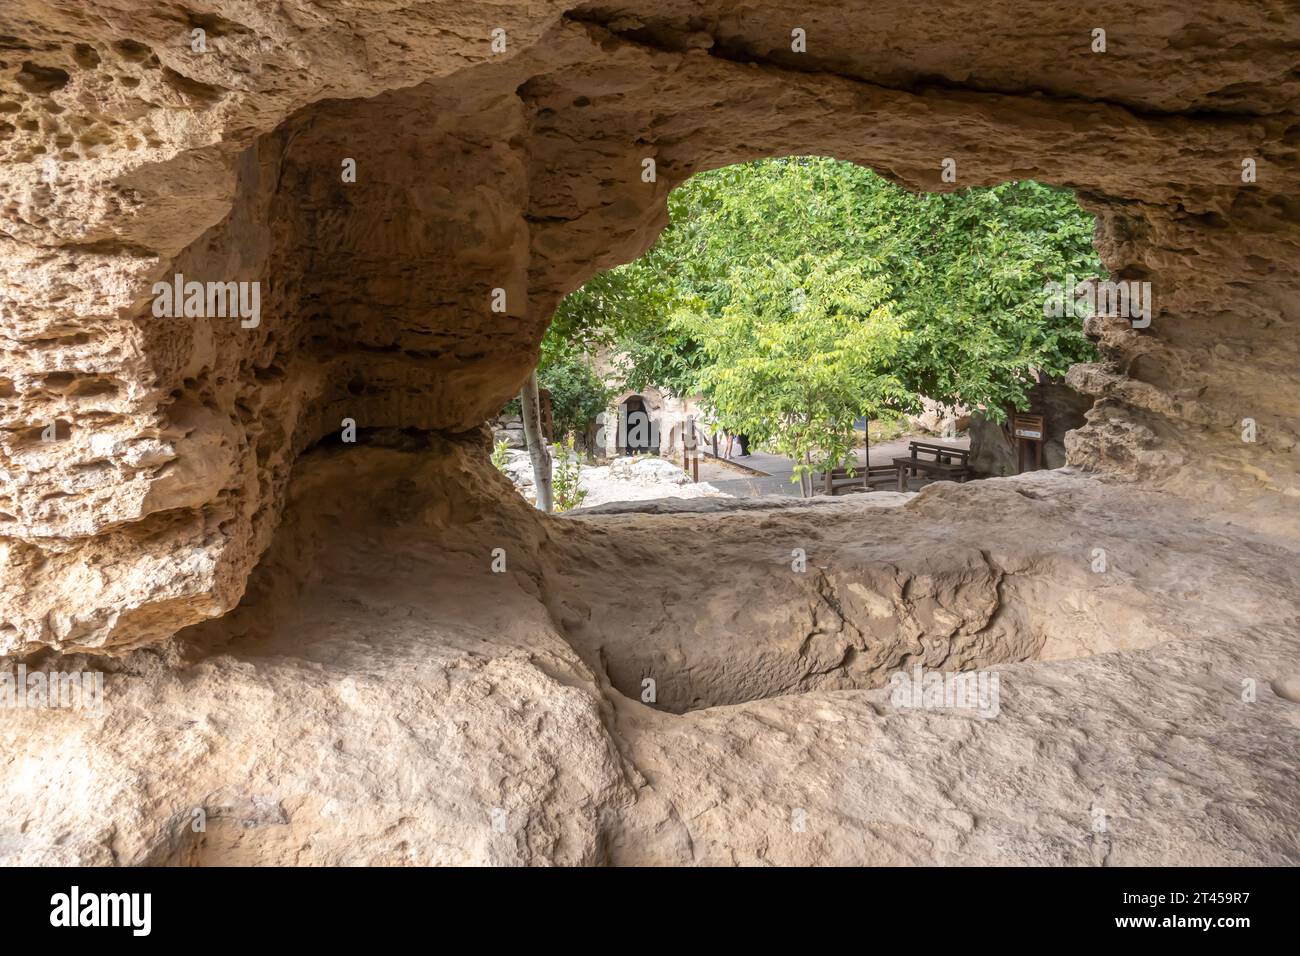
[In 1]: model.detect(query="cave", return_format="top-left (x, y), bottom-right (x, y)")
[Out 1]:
top-left (618, 395), bottom-right (658, 455)
top-left (1, 2), bottom-right (1298, 868)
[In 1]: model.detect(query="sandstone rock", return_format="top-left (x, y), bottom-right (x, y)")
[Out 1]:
top-left (630, 457), bottom-right (689, 483)
top-left (907, 397), bottom-right (969, 437)
top-left (609, 455), bottom-right (691, 484)
top-left (1, 445), bottom-right (1295, 865)
top-left (970, 379), bottom-right (1094, 476)
top-left (1, 0), bottom-right (1298, 653)
top-left (0, 1), bottom-right (1297, 868)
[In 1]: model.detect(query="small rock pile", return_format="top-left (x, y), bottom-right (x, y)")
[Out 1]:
top-left (491, 416), bottom-right (527, 450)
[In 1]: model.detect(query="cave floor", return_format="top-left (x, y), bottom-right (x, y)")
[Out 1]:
top-left (2, 446), bottom-right (1296, 865)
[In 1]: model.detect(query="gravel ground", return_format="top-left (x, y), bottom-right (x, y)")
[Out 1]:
top-left (497, 449), bottom-right (732, 508)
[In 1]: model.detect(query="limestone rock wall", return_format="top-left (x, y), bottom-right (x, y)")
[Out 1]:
top-left (2, 2), bottom-right (1298, 655)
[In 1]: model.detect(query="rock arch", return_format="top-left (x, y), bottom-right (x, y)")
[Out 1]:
top-left (0, 7), bottom-right (1294, 653)
top-left (2, 2), bottom-right (1299, 868)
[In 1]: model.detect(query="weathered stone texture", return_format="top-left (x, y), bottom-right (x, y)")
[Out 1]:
top-left (0, 0), bottom-right (1297, 758)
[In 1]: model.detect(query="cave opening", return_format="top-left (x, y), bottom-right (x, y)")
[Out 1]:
top-left (511, 154), bottom-right (1105, 508)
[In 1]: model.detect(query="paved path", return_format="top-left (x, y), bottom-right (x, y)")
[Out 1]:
top-left (700, 435), bottom-right (971, 498)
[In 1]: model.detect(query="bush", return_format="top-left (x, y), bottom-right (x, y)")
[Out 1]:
top-left (552, 434), bottom-right (588, 513)
top-left (490, 438), bottom-right (511, 473)
top-left (539, 342), bottom-right (613, 449)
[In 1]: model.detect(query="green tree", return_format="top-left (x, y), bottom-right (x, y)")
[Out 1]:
top-left (551, 157), bottom-right (1104, 423)
top-left (503, 337), bottom-right (614, 451)
top-left (537, 337), bottom-right (614, 447)
top-left (676, 253), bottom-right (908, 495)
top-left (551, 433), bottom-right (589, 513)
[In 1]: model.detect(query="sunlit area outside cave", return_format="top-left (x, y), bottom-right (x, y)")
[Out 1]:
top-left (493, 156), bottom-right (1104, 510)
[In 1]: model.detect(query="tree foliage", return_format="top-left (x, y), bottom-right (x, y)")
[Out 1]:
top-left (676, 252), bottom-right (908, 493)
top-left (546, 155), bottom-right (1105, 461)
top-left (536, 336), bottom-right (614, 444)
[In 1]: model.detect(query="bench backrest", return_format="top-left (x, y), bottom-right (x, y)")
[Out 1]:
top-left (908, 441), bottom-right (970, 463)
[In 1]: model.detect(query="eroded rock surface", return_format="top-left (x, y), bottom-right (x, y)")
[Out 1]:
top-left (0, 3), bottom-right (1297, 867)
top-left (1, 444), bottom-right (1295, 865)
top-left (1, 1), bottom-right (1298, 653)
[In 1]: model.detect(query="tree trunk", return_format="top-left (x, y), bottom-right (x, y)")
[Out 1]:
top-left (520, 369), bottom-right (553, 513)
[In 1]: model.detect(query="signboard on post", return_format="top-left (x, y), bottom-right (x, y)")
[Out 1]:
top-left (682, 415), bottom-right (700, 483)
top-left (1012, 413), bottom-right (1045, 473)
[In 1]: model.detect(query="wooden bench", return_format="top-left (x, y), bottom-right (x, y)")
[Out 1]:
top-left (893, 441), bottom-right (972, 490)
top-left (818, 463), bottom-right (902, 495)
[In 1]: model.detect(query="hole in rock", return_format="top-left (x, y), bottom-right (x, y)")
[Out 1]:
top-left (169, 111), bottom-right (1134, 714)
top-left (111, 39), bottom-right (156, 64)
top-left (509, 155), bottom-right (1103, 513)
top-left (477, 157), bottom-right (1137, 712)
top-left (15, 62), bottom-right (69, 94)
top-left (71, 43), bottom-right (100, 69)
top-left (138, 66), bottom-right (1289, 737)
top-left (15, 419), bottom-right (71, 444)
top-left (547, 506), bottom-right (1170, 715)
top-left (161, 67), bottom-right (224, 104)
